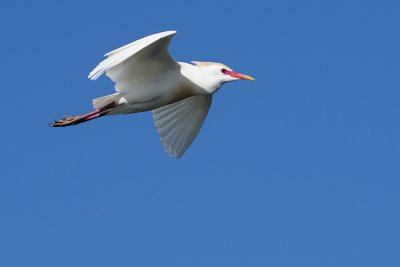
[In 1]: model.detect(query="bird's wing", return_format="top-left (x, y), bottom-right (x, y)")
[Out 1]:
top-left (88, 31), bottom-right (179, 92)
top-left (152, 95), bottom-right (212, 158)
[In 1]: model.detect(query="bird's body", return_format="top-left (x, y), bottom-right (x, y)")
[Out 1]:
top-left (99, 62), bottom-right (209, 115)
top-left (50, 31), bottom-right (254, 158)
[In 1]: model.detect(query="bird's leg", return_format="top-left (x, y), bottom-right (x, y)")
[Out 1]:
top-left (49, 102), bottom-right (117, 127)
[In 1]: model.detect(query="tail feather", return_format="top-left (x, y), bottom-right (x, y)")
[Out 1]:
top-left (92, 93), bottom-right (122, 109)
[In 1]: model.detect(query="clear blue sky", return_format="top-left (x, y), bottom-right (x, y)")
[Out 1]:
top-left (1, 0), bottom-right (399, 266)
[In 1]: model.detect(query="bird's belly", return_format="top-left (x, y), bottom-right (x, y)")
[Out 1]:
top-left (109, 71), bottom-right (208, 114)
top-left (114, 85), bottom-right (199, 114)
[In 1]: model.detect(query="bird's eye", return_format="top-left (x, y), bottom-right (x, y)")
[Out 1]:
top-left (221, 68), bottom-right (227, 74)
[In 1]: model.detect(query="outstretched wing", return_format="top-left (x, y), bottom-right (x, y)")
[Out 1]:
top-left (152, 95), bottom-right (212, 158)
top-left (88, 31), bottom-right (179, 94)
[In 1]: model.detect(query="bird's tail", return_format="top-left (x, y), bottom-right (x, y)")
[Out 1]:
top-left (92, 93), bottom-right (122, 110)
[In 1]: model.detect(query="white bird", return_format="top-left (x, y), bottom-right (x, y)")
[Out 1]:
top-left (50, 30), bottom-right (255, 158)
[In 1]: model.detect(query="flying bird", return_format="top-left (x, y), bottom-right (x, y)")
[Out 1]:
top-left (50, 31), bottom-right (255, 158)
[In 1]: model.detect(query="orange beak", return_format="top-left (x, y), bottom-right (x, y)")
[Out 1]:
top-left (226, 70), bottom-right (255, 81)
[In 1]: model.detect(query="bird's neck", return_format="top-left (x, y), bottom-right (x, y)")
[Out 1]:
top-left (179, 62), bottom-right (222, 94)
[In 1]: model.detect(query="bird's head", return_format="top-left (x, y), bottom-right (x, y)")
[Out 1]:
top-left (191, 61), bottom-right (255, 93)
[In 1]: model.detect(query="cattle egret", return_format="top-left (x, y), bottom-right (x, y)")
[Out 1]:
top-left (50, 31), bottom-right (255, 158)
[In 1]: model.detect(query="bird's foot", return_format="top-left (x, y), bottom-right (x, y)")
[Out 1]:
top-left (49, 103), bottom-right (116, 127)
top-left (49, 115), bottom-right (81, 127)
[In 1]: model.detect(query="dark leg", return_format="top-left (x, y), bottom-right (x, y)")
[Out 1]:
top-left (49, 102), bottom-right (117, 127)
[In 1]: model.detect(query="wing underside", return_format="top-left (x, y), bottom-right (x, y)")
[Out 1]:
top-left (152, 95), bottom-right (212, 158)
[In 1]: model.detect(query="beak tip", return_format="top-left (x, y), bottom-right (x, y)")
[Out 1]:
top-left (230, 71), bottom-right (255, 81)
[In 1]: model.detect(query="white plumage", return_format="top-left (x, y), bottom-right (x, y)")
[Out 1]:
top-left (153, 95), bottom-right (212, 158)
top-left (50, 30), bottom-right (255, 158)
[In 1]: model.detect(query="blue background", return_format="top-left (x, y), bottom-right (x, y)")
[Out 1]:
top-left (1, 0), bottom-right (399, 266)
